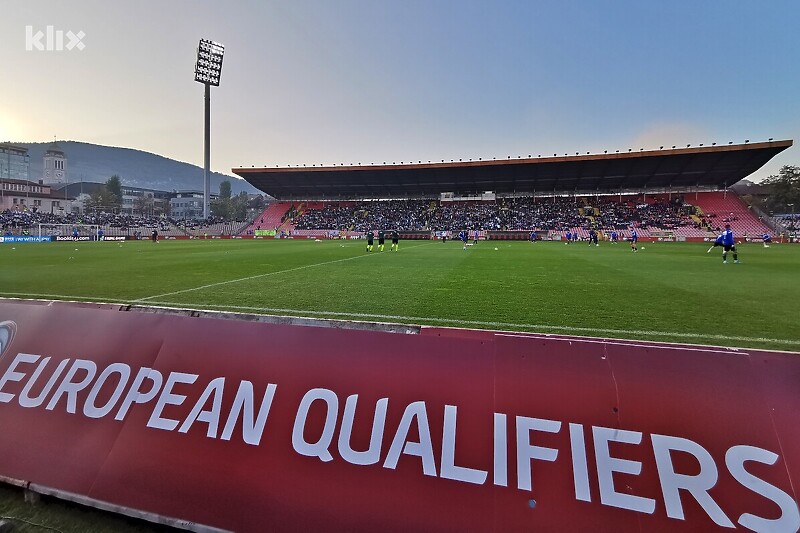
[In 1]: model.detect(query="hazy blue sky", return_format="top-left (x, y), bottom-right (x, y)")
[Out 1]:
top-left (2, 0), bottom-right (798, 181)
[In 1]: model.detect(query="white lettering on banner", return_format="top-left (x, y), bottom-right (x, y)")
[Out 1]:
top-left (516, 416), bottom-right (561, 491)
top-left (292, 388), bottom-right (339, 462)
top-left (441, 405), bottom-right (487, 484)
top-left (0, 351), bottom-right (797, 529)
top-left (493, 413), bottom-right (508, 487)
top-left (593, 427), bottom-right (655, 514)
top-left (569, 423), bottom-right (591, 502)
top-left (725, 446), bottom-right (800, 532)
top-left (46, 359), bottom-right (97, 413)
top-left (384, 401), bottom-right (437, 477)
top-left (115, 367), bottom-right (163, 420)
top-left (652, 434), bottom-right (734, 527)
top-left (20, 357), bottom-right (70, 408)
top-left (84, 363), bottom-right (131, 418)
top-left (147, 372), bottom-right (198, 431)
top-left (337, 395), bottom-right (388, 466)
top-left (0, 353), bottom-right (40, 402)
top-left (179, 377), bottom-right (225, 437)
top-left (220, 381), bottom-right (277, 446)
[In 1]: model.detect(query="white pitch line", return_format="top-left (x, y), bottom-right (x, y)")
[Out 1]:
top-left (134, 241), bottom-right (434, 302)
top-left (134, 300), bottom-right (800, 347)
top-left (0, 292), bottom-right (797, 347)
top-left (134, 255), bottom-right (369, 302)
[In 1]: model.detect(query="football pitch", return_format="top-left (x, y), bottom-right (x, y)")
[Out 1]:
top-left (1, 238), bottom-right (798, 352)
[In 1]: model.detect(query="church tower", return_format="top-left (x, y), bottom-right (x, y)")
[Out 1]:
top-left (43, 141), bottom-right (67, 186)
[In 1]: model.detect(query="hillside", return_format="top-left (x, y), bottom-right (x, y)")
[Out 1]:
top-left (16, 141), bottom-right (260, 195)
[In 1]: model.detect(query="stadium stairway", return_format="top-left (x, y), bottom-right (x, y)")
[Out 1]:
top-left (693, 192), bottom-right (771, 237)
top-left (241, 202), bottom-right (294, 234)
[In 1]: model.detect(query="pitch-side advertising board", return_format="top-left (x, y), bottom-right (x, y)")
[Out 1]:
top-left (0, 300), bottom-right (797, 532)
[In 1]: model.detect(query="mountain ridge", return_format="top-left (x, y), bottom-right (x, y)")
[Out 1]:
top-left (13, 141), bottom-right (260, 196)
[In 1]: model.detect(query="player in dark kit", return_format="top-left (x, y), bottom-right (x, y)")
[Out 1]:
top-left (366, 231), bottom-right (374, 252)
top-left (391, 230), bottom-right (399, 251)
top-left (151, 229), bottom-right (158, 243)
top-left (707, 233), bottom-right (725, 253)
top-left (721, 224), bottom-right (739, 264)
top-left (588, 229), bottom-right (599, 246)
top-left (459, 230), bottom-right (468, 250)
top-left (378, 230), bottom-right (386, 252)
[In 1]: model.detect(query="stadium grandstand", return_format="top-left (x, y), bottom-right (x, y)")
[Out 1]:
top-left (3, 141), bottom-right (792, 241)
top-left (234, 140), bottom-right (795, 241)
top-left (0, 210), bottom-right (250, 239)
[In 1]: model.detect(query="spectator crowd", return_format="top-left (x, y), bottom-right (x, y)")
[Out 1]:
top-left (293, 197), bottom-right (699, 234)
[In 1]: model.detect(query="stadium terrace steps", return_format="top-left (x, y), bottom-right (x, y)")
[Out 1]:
top-left (693, 192), bottom-right (772, 237)
top-left (241, 202), bottom-right (294, 234)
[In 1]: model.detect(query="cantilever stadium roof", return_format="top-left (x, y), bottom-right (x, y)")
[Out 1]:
top-left (233, 140), bottom-right (792, 200)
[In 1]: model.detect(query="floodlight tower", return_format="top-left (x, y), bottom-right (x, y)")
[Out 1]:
top-left (194, 39), bottom-right (225, 219)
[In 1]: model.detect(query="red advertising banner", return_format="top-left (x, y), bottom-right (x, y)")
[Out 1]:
top-left (0, 300), bottom-right (797, 532)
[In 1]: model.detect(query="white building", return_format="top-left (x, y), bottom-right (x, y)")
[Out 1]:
top-left (170, 191), bottom-right (216, 220)
top-left (0, 178), bottom-right (69, 213)
top-left (42, 141), bottom-right (67, 186)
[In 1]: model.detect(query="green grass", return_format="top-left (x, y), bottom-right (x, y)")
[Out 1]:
top-left (0, 484), bottom-right (175, 533)
top-left (1, 238), bottom-right (798, 352)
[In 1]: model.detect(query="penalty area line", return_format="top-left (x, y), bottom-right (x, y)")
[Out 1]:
top-left (140, 301), bottom-right (800, 347)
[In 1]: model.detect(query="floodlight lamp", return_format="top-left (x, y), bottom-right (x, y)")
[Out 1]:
top-left (194, 39), bottom-right (225, 86)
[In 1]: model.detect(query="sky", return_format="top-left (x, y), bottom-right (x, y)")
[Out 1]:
top-left (1, 0), bottom-right (799, 182)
